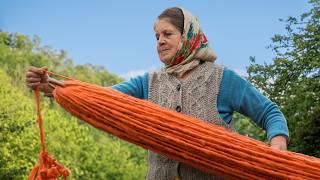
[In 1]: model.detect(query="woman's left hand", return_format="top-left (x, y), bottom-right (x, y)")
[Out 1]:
top-left (270, 135), bottom-right (288, 150)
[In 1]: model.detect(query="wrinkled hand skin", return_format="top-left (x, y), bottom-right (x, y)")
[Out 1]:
top-left (26, 66), bottom-right (64, 97)
top-left (270, 135), bottom-right (287, 151)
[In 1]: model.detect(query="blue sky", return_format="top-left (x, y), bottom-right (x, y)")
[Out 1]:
top-left (0, 0), bottom-right (310, 79)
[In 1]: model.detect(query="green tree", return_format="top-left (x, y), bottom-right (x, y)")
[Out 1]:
top-left (0, 66), bottom-right (147, 180)
top-left (234, 113), bottom-right (267, 142)
top-left (247, 0), bottom-right (320, 157)
top-left (0, 30), bottom-right (147, 179)
top-left (0, 30), bottom-right (123, 89)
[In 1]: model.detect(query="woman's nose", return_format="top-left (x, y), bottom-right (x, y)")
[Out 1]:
top-left (158, 36), bottom-right (166, 45)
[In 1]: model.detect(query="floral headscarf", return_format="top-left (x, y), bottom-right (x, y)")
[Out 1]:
top-left (165, 8), bottom-right (217, 78)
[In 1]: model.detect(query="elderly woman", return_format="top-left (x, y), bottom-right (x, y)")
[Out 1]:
top-left (26, 7), bottom-right (288, 180)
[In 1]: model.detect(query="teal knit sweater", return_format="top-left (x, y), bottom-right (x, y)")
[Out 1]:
top-left (112, 67), bottom-right (289, 141)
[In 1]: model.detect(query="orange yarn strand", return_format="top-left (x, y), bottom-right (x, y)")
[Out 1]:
top-left (29, 86), bottom-right (70, 180)
top-left (49, 77), bottom-right (320, 180)
top-left (46, 71), bottom-right (74, 81)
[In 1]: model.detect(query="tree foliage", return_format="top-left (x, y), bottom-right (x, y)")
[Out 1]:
top-left (0, 31), bottom-right (147, 179)
top-left (247, 0), bottom-right (320, 157)
top-left (0, 31), bottom-right (123, 89)
top-left (234, 112), bottom-right (267, 142)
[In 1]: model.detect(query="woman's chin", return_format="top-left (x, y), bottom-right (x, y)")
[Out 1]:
top-left (158, 55), bottom-right (172, 65)
top-left (160, 58), bottom-right (171, 65)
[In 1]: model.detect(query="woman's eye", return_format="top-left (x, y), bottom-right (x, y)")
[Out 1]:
top-left (155, 35), bottom-right (159, 40)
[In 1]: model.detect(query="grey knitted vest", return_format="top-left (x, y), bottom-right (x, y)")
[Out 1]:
top-left (147, 62), bottom-right (234, 180)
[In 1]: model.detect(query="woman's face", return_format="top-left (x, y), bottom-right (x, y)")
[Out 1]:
top-left (155, 18), bottom-right (182, 65)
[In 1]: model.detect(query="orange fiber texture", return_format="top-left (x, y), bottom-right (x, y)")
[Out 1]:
top-left (53, 80), bottom-right (320, 179)
top-left (29, 87), bottom-right (70, 180)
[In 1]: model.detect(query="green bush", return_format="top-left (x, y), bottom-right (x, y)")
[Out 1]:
top-left (0, 64), bottom-right (146, 179)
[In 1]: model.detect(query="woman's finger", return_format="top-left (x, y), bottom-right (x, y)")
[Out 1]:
top-left (27, 82), bottom-right (40, 90)
top-left (28, 66), bottom-right (46, 75)
top-left (26, 71), bottom-right (41, 78)
top-left (26, 77), bottom-right (42, 83)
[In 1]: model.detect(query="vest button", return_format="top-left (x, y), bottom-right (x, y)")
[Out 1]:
top-left (176, 106), bottom-right (181, 112)
top-left (176, 84), bottom-right (181, 91)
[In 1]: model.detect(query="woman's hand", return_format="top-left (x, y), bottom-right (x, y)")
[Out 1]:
top-left (270, 135), bottom-right (288, 151)
top-left (26, 66), bottom-right (63, 97)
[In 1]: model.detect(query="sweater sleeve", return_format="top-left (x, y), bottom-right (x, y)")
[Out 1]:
top-left (111, 73), bottom-right (149, 99)
top-left (218, 68), bottom-right (289, 141)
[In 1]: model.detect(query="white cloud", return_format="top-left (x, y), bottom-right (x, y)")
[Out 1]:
top-left (120, 66), bottom-right (158, 80)
top-left (232, 68), bottom-right (248, 77)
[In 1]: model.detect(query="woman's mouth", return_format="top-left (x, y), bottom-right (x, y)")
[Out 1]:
top-left (161, 49), bottom-right (170, 52)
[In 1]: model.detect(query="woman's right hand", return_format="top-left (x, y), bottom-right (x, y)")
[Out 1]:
top-left (26, 66), bottom-right (63, 97)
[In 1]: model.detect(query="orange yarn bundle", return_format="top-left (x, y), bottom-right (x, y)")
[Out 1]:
top-left (51, 79), bottom-right (320, 179)
top-left (29, 87), bottom-right (70, 180)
